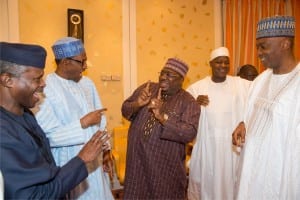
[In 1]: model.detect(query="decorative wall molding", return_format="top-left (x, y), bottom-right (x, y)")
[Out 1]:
top-left (122, 0), bottom-right (137, 99)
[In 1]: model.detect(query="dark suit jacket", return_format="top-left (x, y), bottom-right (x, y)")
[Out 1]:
top-left (0, 107), bottom-right (88, 199)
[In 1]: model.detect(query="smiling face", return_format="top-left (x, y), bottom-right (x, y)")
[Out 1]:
top-left (9, 67), bottom-right (45, 110)
top-left (256, 37), bottom-right (287, 72)
top-left (210, 56), bottom-right (230, 83)
top-left (158, 68), bottom-right (184, 95)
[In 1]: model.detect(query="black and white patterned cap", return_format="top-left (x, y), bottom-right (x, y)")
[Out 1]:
top-left (256, 16), bottom-right (295, 39)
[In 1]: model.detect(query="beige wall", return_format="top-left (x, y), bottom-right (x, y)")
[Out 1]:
top-left (136, 0), bottom-right (215, 88)
top-left (15, 0), bottom-right (215, 131)
top-left (18, 0), bottom-right (124, 132)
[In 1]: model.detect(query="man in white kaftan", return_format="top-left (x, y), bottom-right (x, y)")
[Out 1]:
top-left (34, 37), bottom-right (113, 200)
top-left (235, 63), bottom-right (300, 199)
top-left (232, 16), bottom-right (300, 199)
top-left (187, 47), bottom-right (250, 200)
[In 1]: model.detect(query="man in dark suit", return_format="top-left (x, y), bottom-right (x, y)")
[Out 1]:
top-left (0, 42), bottom-right (110, 199)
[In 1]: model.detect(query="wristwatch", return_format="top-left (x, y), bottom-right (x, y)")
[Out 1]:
top-left (163, 113), bottom-right (169, 123)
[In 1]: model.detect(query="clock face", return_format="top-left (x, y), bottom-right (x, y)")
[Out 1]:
top-left (70, 14), bottom-right (81, 25)
top-left (68, 9), bottom-right (84, 42)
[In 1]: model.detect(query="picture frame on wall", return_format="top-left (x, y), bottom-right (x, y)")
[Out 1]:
top-left (67, 8), bottom-right (84, 42)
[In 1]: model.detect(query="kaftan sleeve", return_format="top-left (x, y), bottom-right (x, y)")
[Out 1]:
top-left (0, 124), bottom-right (88, 199)
top-left (35, 96), bottom-right (86, 147)
top-left (237, 77), bottom-right (251, 98)
top-left (35, 76), bottom-right (110, 148)
top-left (160, 91), bottom-right (201, 144)
top-left (121, 83), bottom-right (149, 121)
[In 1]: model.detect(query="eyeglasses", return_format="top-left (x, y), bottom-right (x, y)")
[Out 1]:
top-left (67, 57), bottom-right (86, 67)
top-left (159, 71), bottom-right (181, 79)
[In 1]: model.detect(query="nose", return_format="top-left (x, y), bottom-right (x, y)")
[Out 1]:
top-left (256, 46), bottom-right (263, 57)
top-left (40, 79), bottom-right (46, 88)
top-left (82, 61), bottom-right (88, 70)
top-left (221, 62), bottom-right (228, 68)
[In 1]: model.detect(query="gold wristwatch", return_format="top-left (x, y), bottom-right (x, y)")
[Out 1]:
top-left (163, 113), bottom-right (169, 123)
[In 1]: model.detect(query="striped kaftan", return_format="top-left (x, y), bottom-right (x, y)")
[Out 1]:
top-left (121, 82), bottom-right (200, 200)
top-left (34, 73), bottom-right (113, 200)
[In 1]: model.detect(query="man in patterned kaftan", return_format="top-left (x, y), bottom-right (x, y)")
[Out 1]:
top-left (122, 58), bottom-right (201, 200)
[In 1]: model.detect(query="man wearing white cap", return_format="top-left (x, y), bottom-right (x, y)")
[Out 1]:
top-left (232, 16), bottom-right (300, 199)
top-left (187, 47), bottom-right (251, 200)
top-left (34, 37), bottom-right (114, 199)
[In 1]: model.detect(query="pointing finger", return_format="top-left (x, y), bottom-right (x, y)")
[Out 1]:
top-left (97, 108), bottom-right (108, 113)
top-left (157, 88), bottom-right (162, 99)
top-left (145, 80), bottom-right (151, 93)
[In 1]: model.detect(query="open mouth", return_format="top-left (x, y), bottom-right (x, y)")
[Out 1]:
top-left (216, 68), bottom-right (228, 75)
top-left (33, 86), bottom-right (44, 99)
top-left (159, 81), bottom-right (169, 89)
top-left (218, 69), bottom-right (227, 73)
top-left (32, 91), bottom-right (42, 103)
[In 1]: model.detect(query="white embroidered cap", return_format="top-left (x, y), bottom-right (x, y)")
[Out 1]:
top-left (210, 47), bottom-right (229, 61)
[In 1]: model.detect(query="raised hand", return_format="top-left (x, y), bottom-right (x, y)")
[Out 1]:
top-left (136, 80), bottom-right (152, 107)
top-left (102, 150), bottom-right (114, 180)
top-left (148, 88), bottom-right (165, 123)
top-left (78, 130), bottom-right (111, 163)
top-left (157, 87), bottom-right (161, 100)
top-left (148, 88), bottom-right (162, 108)
top-left (80, 108), bottom-right (107, 129)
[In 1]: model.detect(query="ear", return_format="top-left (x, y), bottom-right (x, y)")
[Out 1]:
top-left (56, 59), bottom-right (68, 73)
top-left (0, 73), bottom-right (14, 88)
top-left (59, 58), bottom-right (67, 65)
top-left (281, 38), bottom-right (290, 50)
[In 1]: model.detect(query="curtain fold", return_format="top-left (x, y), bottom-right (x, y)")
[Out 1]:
top-left (223, 0), bottom-right (299, 74)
